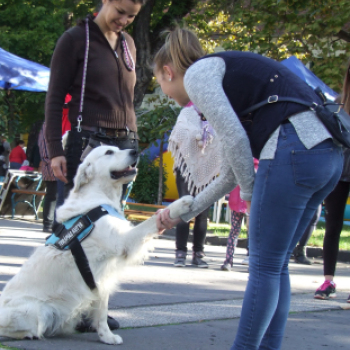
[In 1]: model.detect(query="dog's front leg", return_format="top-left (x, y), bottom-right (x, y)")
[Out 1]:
top-left (121, 195), bottom-right (194, 258)
top-left (92, 291), bottom-right (122, 345)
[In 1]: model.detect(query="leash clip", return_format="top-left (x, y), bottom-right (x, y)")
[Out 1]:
top-left (76, 115), bottom-right (83, 132)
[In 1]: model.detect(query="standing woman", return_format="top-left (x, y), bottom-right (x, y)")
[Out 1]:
top-left (45, 0), bottom-right (146, 332)
top-left (314, 63), bottom-right (350, 302)
top-left (45, 0), bottom-right (145, 196)
top-left (154, 28), bottom-right (343, 350)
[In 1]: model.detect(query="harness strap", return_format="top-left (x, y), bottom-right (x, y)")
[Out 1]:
top-left (48, 206), bottom-right (115, 291)
top-left (69, 206), bottom-right (110, 290)
top-left (70, 238), bottom-right (97, 290)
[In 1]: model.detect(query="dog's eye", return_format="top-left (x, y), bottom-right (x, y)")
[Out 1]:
top-left (105, 150), bottom-right (114, 155)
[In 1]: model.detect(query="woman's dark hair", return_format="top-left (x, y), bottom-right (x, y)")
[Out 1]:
top-left (16, 140), bottom-right (25, 146)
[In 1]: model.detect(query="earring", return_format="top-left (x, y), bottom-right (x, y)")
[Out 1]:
top-left (169, 78), bottom-right (172, 82)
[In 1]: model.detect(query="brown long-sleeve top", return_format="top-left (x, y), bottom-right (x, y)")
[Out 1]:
top-left (45, 16), bottom-right (137, 159)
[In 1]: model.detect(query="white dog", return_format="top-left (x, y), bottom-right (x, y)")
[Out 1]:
top-left (0, 146), bottom-right (193, 345)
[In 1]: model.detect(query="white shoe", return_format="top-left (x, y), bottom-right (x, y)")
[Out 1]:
top-left (242, 256), bottom-right (249, 265)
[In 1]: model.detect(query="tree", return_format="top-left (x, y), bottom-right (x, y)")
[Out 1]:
top-left (132, 0), bottom-right (201, 107)
top-left (185, 0), bottom-right (350, 92)
top-left (0, 0), bottom-right (99, 143)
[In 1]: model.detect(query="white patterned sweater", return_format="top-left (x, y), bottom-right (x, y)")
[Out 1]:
top-left (180, 57), bottom-right (332, 223)
top-left (168, 104), bottom-right (223, 195)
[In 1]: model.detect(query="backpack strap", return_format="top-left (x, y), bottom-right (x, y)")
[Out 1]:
top-left (240, 95), bottom-right (313, 117)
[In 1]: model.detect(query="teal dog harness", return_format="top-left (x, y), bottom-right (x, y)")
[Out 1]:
top-left (45, 205), bottom-right (125, 290)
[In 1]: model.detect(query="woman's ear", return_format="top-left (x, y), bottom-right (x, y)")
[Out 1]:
top-left (163, 65), bottom-right (174, 81)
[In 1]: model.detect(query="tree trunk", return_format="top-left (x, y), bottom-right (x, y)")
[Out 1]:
top-left (157, 136), bottom-right (164, 205)
top-left (4, 90), bottom-right (17, 145)
top-left (133, 0), bottom-right (155, 108)
top-left (133, 0), bottom-right (200, 108)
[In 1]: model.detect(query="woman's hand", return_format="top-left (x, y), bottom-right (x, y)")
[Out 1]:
top-left (156, 208), bottom-right (182, 232)
top-left (51, 156), bottom-right (68, 183)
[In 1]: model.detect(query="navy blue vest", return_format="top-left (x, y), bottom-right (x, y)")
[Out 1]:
top-left (202, 52), bottom-right (322, 158)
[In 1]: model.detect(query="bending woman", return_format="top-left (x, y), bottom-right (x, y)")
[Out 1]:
top-left (154, 28), bottom-right (343, 350)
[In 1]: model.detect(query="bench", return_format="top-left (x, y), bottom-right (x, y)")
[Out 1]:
top-left (124, 202), bottom-right (166, 221)
top-left (11, 174), bottom-right (45, 220)
top-left (124, 202), bottom-right (195, 224)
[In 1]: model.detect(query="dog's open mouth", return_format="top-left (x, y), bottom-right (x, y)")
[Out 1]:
top-left (110, 165), bottom-right (137, 180)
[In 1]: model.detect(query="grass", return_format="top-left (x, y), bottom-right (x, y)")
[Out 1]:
top-left (208, 220), bottom-right (350, 251)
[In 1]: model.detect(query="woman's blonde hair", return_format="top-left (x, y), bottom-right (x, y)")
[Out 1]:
top-left (341, 61), bottom-right (350, 114)
top-left (153, 27), bottom-right (205, 76)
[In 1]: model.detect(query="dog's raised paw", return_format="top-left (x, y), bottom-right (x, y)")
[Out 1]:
top-left (99, 332), bottom-right (123, 345)
top-left (168, 195), bottom-right (194, 219)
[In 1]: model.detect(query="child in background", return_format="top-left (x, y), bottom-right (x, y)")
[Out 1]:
top-left (221, 159), bottom-right (259, 271)
top-left (221, 185), bottom-right (248, 271)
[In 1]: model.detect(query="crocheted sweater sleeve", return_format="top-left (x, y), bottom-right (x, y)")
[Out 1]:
top-left (180, 57), bottom-right (255, 222)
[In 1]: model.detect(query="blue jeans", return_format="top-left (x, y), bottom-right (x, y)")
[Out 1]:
top-left (231, 123), bottom-right (343, 350)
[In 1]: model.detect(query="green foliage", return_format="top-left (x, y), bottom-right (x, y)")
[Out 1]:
top-left (137, 96), bottom-right (181, 145)
top-left (186, 0), bottom-right (350, 92)
top-left (0, 0), bottom-right (99, 137)
top-left (136, 97), bottom-right (180, 203)
top-left (129, 152), bottom-right (168, 204)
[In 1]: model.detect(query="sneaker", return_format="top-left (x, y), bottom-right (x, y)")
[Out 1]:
top-left (314, 280), bottom-right (336, 300)
top-left (192, 251), bottom-right (208, 268)
top-left (221, 263), bottom-right (231, 271)
top-left (347, 294), bottom-right (350, 303)
top-left (241, 256), bottom-right (249, 265)
top-left (174, 250), bottom-right (187, 267)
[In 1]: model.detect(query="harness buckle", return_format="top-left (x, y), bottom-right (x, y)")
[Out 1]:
top-left (268, 95), bottom-right (279, 103)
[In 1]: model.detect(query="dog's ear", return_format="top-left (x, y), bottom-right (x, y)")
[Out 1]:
top-left (73, 161), bottom-right (94, 192)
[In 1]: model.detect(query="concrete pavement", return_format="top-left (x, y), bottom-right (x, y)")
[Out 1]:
top-left (0, 217), bottom-right (349, 350)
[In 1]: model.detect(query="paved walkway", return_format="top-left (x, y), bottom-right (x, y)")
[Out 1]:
top-left (0, 218), bottom-right (349, 349)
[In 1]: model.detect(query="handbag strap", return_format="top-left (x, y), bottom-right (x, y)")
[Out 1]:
top-left (240, 95), bottom-right (315, 117)
top-left (76, 18), bottom-right (90, 132)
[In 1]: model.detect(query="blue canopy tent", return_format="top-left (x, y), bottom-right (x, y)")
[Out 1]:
top-left (281, 56), bottom-right (338, 100)
top-left (0, 47), bottom-right (49, 92)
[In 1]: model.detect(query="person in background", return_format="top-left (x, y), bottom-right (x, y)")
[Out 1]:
top-left (293, 204), bottom-right (322, 265)
top-left (154, 28), bottom-right (343, 349)
top-left (38, 123), bottom-right (57, 233)
top-left (221, 159), bottom-right (258, 271)
top-left (1, 135), bottom-right (11, 170)
top-left (9, 140), bottom-right (26, 169)
top-left (314, 72), bottom-right (350, 302)
top-left (19, 160), bottom-right (34, 171)
top-left (168, 101), bottom-right (222, 268)
top-left (30, 140), bottom-right (41, 171)
top-left (55, 94), bottom-right (72, 211)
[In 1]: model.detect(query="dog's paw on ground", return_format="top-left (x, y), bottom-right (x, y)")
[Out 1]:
top-left (99, 332), bottom-right (123, 345)
top-left (169, 195), bottom-right (194, 218)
